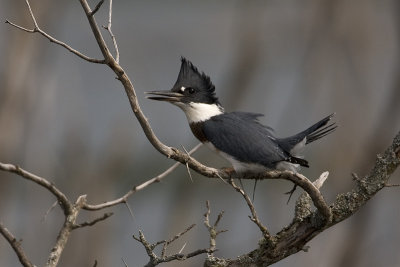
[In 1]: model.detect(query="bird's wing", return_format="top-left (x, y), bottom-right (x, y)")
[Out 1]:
top-left (202, 112), bottom-right (288, 168)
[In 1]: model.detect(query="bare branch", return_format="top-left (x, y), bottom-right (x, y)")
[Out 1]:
top-left (83, 143), bottom-right (202, 211)
top-left (90, 0), bottom-right (105, 16)
top-left (42, 201), bottom-right (58, 222)
top-left (181, 145), bottom-right (194, 182)
top-left (5, 20), bottom-right (35, 33)
top-left (72, 212), bottom-right (114, 229)
top-left (161, 224), bottom-right (195, 258)
top-left (0, 223), bottom-right (35, 267)
top-left (102, 0), bottom-right (120, 63)
top-left (7, 1), bottom-right (400, 266)
top-left (5, 0), bottom-right (105, 63)
top-left (0, 163), bottom-right (71, 214)
top-left (239, 170), bottom-right (333, 224)
top-left (384, 183), bottom-right (400, 187)
top-left (205, 131), bottom-right (400, 267)
top-left (228, 179), bottom-right (271, 239)
top-left (121, 258), bottom-right (128, 267)
top-left (7, 0), bottom-right (225, 184)
top-left (204, 201), bottom-right (226, 255)
top-left (46, 195), bottom-right (87, 267)
top-left (133, 225), bottom-right (211, 267)
top-left (124, 202), bottom-right (135, 221)
top-left (294, 171), bottom-right (329, 221)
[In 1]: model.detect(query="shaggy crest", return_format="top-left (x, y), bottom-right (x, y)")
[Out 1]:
top-left (172, 57), bottom-right (219, 104)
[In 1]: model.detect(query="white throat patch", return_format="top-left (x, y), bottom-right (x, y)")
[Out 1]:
top-left (175, 102), bottom-right (223, 123)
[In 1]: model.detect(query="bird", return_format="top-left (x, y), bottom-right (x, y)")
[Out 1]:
top-left (145, 57), bottom-right (336, 176)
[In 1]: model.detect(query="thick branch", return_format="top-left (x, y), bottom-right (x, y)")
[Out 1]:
top-left (46, 195), bottom-right (87, 267)
top-left (240, 171), bottom-right (332, 224)
top-left (205, 130), bottom-right (400, 266)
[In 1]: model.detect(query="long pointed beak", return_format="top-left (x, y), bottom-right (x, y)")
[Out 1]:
top-left (145, 90), bottom-right (184, 102)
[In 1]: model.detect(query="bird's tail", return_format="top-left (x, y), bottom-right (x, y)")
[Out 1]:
top-left (304, 113), bottom-right (337, 144)
top-left (276, 113), bottom-right (337, 164)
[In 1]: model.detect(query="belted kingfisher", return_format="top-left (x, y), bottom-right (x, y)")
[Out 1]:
top-left (146, 57), bottom-right (336, 174)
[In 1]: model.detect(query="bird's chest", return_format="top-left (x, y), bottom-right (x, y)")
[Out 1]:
top-left (189, 122), bottom-right (208, 142)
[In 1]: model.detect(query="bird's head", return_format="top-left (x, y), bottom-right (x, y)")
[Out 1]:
top-left (146, 57), bottom-right (223, 123)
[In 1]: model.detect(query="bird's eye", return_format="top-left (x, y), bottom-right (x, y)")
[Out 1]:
top-left (187, 87), bottom-right (195, 94)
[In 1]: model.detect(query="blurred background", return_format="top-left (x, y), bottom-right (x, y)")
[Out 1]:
top-left (1, 0), bottom-right (400, 266)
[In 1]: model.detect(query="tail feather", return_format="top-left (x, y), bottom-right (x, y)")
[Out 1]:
top-left (306, 122), bottom-right (337, 144)
top-left (277, 113), bottom-right (336, 157)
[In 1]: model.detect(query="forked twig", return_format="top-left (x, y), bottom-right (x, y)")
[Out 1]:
top-left (133, 224), bottom-right (210, 267)
top-left (72, 212), bottom-right (114, 229)
top-left (203, 201), bottom-right (227, 255)
top-left (102, 0), bottom-right (120, 63)
top-left (0, 163), bottom-right (71, 214)
top-left (6, 0), bottom-right (105, 63)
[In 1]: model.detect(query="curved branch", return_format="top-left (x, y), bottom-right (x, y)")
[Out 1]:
top-left (0, 163), bottom-right (71, 214)
top-left (83, 143), bottom-right (202, 211)
top-left (242, 170), bottom-right (333, 224)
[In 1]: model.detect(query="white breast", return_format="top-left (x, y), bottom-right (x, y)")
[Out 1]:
top-left (174, 102), bottom-right (223, 123)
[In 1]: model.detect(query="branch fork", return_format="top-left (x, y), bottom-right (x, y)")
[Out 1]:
top-left (133, 223), bottom-right (212, 267)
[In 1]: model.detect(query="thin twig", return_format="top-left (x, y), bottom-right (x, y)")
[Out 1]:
top-left (178, 243), bottom-right (187, 254)
top-left (385, 183), bottom-right (400, 187)
top-left (83, 143), bottom-right (202, 210)
top-left (121, 258), bottom-right (129, 267)
top-left (102, 0), bottom-right (120, 63)
top-left (181, 145), bottom-right (194, 182)
top-left (5, 0), bottom-right (105, 63)
top-left (125, 202), bottom-right (135, 222)
top-left (5, 20), bottom-right (34, 32)
top-left (42, 201), bottom-right (58, 222)
top-left (228, 179), bottom-right (271, 239)
top-left (204, 201), bottom-right (226, 255)
top-left (133, 225), bottom-right (208, 267)
top-left (72, 212), bottom-right (114, 229)
top-left (161, 224), bottom-right (196, 258)
top-left (0, 223), bottom-right (35, 267)
top-left (90, 0), bottom-right (105, 16)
